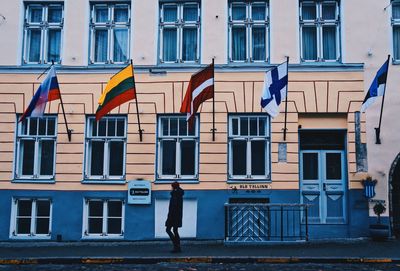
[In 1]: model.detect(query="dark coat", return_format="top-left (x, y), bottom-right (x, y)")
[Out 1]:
top-left (165, 187), bottom-right (184, 228)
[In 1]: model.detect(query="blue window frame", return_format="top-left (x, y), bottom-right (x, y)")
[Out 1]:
top-left (300, 0), bottom-right (340, 62)
top-left (228, 1), bottom-right (269, 63)
top-left (84, 116), bottom-right (127, 181)
top-left (89, 3), bottom-right (130, 64)
top-left (228, 114), bottom-right (271, 181)
top-left (156, 115), bottom-right (199, 180)
top-left (392, 1), bottom-right (400, 61)
top-left (23, 3), bottom-right (63, 64)
top-left (159, 2), bottom-right (200, 63)
top-left (15, 116), bottom-right (58, 181)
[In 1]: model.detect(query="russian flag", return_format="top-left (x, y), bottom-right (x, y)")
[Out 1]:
top-left (19, 66), bottom-right (61, 122)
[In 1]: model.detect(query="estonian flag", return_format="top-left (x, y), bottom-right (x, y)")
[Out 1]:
top-left (19, 66), bottom-right (61, 122)
top-left (260, 61), bottom-right (288, 118)
top-left (361, 59), bottom-right (389, 112)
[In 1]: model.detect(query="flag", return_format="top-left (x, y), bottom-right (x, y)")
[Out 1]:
top-left (19, 66), bottom-right (61, 122)
top-left (260, 61), bottom-right (288, 118)
top-left (361, 59), bottom-right (389, 112)
top-left (180, 63), bottom-right (214, 127)
top-left (96, 64), bottom-right (136, 121)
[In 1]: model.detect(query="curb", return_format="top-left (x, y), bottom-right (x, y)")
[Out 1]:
top-left (0, 257), bottom-right (399, 265)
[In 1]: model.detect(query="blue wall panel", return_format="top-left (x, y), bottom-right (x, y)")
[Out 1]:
top-left (0, 188), bottom-right (373, 241)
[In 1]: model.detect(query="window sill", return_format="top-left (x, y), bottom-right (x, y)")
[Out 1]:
top-left (81, 235), bottom-right (124, 240)
top-left (10, 235), bottom-right (51, 240)
top-left (12, 179), bottom-right (55, 184)
top-left (227, 179), bottom-right (272, 184)
top-left (155, 179), bottom-right (199, 184)
top-left (88, 63), bottom-right (129, 68)
top-left (304, 221), bottom-right (347, 225)
top-left (392, 59), bottom-right (400, 65)
top-left (82, 180), bottom-right (126, 185)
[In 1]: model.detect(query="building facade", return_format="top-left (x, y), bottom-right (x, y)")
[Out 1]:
top-left (0, 0), bottom-right (398, 241)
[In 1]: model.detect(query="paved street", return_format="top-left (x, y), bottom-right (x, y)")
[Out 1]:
top-left (1, 239), bottom-right (400, 260)
top-left (1, 239), bottom-right (400, 270)
top-left (0, 263), bottom-right (400, 271)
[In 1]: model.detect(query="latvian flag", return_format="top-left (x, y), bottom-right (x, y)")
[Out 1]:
top-left (361, 59), bottom-right (389, 112)
top-left (19, 66), bottom-right (61, 122)
top-left (180, 63), bottom-right (214, 128)
top-left (96, 64), bottom-right (136, 121)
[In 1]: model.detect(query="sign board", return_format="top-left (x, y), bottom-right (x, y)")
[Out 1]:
top-left (369, 199), bottom-right (386, 205)
top-left (229, 183), bottom-right (272, 190)
top-left (128, 180), bottom-right (151, 205)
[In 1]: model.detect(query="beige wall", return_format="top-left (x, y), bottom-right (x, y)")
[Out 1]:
top-left (0, 1), bottom-right (23, 65)
top-left (0, 70), bottom-right (365, 193)
top-left (63, 0), bottom-right (90, 66)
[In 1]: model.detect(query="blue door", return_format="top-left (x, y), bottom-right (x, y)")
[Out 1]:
top-left (299, 130), bottom-right (347, 224)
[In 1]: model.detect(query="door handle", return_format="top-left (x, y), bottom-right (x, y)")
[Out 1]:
top-left (323, 183), bottom-right (326, 191)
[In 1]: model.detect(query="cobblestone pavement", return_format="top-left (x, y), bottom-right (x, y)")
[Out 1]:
top-left (0, 263), bottom-right (400, 271)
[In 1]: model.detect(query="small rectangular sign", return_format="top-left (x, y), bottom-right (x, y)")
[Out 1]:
top-left (128, 180), bottom-right (151, 204)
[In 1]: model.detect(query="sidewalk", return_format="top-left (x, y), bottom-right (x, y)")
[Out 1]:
top-left (0, 239), bottom-right (399, 264)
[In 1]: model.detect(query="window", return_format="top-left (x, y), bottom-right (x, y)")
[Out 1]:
top-left (299, 0), bottom-right (340, 62)
top-left (84, 116), bottom-right (127, 181)
top-left (157, 115), bottom-right (199, 180)
top-left (228, 115), bottom-right (270, 180)
top-left (83, 199), bottom-right (124, 238)
top-left (393, 1), bottom-right (400, 61)
top-left (90, 3), bottom-right (130, 64)
top-left (15, 116), bottom-right (57, 180)
top-left (159, 2), bottom-right (200, 63)
top-left (228, 1), bottom-right (269, 62)
top-left (10, 198), bottom-right (52, 239)
top-left (23, 4), bottom-right (63, 64)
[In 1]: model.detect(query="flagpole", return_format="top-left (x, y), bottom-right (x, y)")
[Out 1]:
top-left (52, 60), bottom-right (72, 142)
top-left (374, 54), bottom-right (391, 144)
top-left (212, 58), bottom-right (216, 141)
top-left (283, 56), bottom-right (289, 141)
top-left (131, 59), bottom-right (143, 142)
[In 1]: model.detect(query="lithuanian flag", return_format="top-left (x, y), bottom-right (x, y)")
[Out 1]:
top-left (96, 64), bottom-right (136, 121)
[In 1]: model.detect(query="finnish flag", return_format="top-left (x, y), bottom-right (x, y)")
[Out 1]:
top-left (260, 61), bottom-right (288, 118)
top-left (361, 59), bottom-right (389, 112)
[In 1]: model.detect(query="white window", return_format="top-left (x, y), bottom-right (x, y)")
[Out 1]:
top-left (84, 116), bottom-right (127, 181)
top-left (159, 2), bottom-right (200, 63)
top-left (228, 1), bottom-right (269, 63)
top-left (15, 116), bottom-right (57, 180)
top-left (393, 1), bottom-right (400, 61)
top-left (83, 199), bottom-right (125, 238)
top-left (10, 198), bottom-right (52, 239)
top-left (299, 0), bottom-right (340, 62)
top-left (23, 3), bottom-right (63, 64)
top-left (157, 115), bottom-right (199, 180)
top-left (90, 3), bottom-right (130, 64)
top-left (228, 115), bottom-right (270, 180)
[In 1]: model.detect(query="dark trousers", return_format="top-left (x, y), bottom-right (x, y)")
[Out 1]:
top-left (166, 226), bottom-right (180, 251)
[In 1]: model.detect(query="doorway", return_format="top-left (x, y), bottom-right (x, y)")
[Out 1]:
top-left (390, 154), bottom-right (400, 238)
top-left (299, 130), bottom-right (347, 224)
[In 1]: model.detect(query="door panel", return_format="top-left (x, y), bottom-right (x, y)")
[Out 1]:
top-left (300, 150), bottom-right (346, 224)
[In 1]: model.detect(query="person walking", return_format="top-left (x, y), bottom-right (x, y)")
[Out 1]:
top-left (165, 181), bottom-right (184, 253)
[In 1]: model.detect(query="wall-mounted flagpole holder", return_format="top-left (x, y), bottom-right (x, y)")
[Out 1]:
top-left (131, 59), bottom-right (143, 142)
top-left (375, 54), bottom-right (391, 144)
top-left (283, 56), bottom-right (289, 141)
top-left (211, 58), bottom-right (216, 141)
top-left (51, 60), bottom-right (72, 142)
